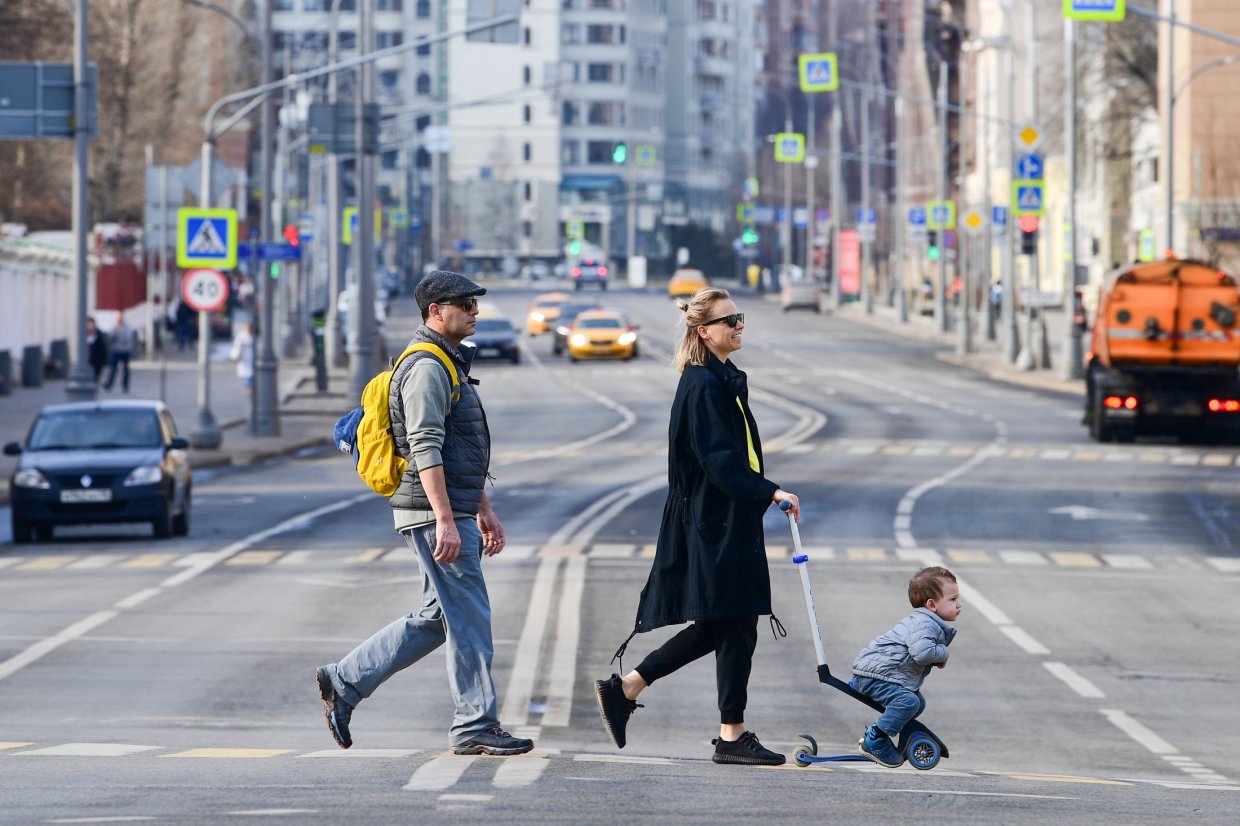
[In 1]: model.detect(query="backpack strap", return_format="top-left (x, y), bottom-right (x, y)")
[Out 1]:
top-left (393, 341), bottom-right (460, 405)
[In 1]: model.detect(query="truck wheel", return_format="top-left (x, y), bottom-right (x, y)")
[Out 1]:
top-left (1089, 395), bottom-right (1111, 442)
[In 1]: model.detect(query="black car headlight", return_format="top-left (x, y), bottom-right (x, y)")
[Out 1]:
top-left (123, 465), bottom-right (163, 486)
top-left (13, 469), bottom-right (50, 489)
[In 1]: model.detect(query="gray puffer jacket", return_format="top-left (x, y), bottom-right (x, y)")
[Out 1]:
top-left (851, 607), bottom-right (957, 692)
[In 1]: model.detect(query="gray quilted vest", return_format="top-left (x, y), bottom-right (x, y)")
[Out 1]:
top-left (388, 327), bottom-right (489, 515)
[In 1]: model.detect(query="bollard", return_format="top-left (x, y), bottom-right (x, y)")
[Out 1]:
top-left (46, 339), bottom-right (70, 379)
top-left (21, 345), bottom-right (43, 388)
top-left (311, 311), bottom-right (328, 393)
top-left (0, 350), bottom-right (11, 395)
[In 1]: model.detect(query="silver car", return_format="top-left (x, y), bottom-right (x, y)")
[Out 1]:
top-left (781, 277), bottom-right (823, 313)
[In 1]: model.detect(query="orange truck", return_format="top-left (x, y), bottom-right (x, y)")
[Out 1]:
top-left (1084, 257), bottom-right (1240, 442)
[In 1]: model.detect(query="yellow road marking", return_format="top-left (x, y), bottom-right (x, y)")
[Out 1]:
top-left (765, 545), bottom-right (789, 559)
top-left (946, 550), bottom-right (991, 563)
top-left (164, 748), bottom-right (295, 759)
top-left (1137, 453), bottom-right (1167, 463)
top-left (880, 445), bottom-right (912, 455)
top-left (538, 544), bottom-right (584, 558)
top-left (225, 551), bottom-right (283, 566)
top-left (0, 742), bottom-right (34, 751)
top-left (345, 547), bottom-right (386, 564)
top-left (122, 554), bottom-right (178, 568)
top-left (1007, 448), bottom-right (1037, 459)
top-left (1071, 451), bottom-right (1101, 461)
top-left (15, 556), bottom-right (76, 571)
top-left (846, 548), bottom-right (888, 561)
top-left (992, 771), bottom-right (1131, 786)
top-left (1049, 552), bottom-right (1101, 568)
top-left (1202, 454), bottom-right (1234, 467)
top-left (639, 544), bottom-right (658, 558)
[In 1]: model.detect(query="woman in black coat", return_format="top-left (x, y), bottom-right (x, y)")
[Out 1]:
top-left (593, 288), bottom-right (800, 766)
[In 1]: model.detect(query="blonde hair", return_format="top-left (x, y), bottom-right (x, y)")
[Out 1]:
top-left (674, 287), bottom-right (732, 372)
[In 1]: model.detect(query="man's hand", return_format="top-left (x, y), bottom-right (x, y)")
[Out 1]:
top-left (433, 517), bottom-right (462, 563)
top-left (477, 506), bottom-right (506, 557)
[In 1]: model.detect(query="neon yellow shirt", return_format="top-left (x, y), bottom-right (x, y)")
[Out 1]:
top-left (736, 397), bottom-right (760, 472)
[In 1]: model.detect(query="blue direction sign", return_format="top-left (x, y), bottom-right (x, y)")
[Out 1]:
top-left (857, 207), bottom-right (877, 225)
top-left (1016, 153), bottom-right (1044, 180)
top-left (992, 206), bottom-right (1009, 227)
top-left (238, 242), bottom-right (301, 261)
top-left (176, 208), bottom-right (237, 270)
top-left (908, 206), bottom-right (928, 226)
top-left (798, 53), bottom-right (839, 93)
top-left (1063, 0), bottom-right (1126, 22)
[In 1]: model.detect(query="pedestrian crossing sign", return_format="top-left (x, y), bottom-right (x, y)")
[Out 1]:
top-left (774, 132), bottom-right (805, 163)
top-left (798, 53), bottom-right (839, 93)
top-left (176, 208), bottom-right (237, 269)
top-left (926, 200), bottom-right (956, 230)
top-left (1063, 0), bottom-right (1125, 22)
top-left (1011, 180), bottom-right (1046, 216)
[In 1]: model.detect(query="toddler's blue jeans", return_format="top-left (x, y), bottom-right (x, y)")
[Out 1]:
top-left (851, 676), bottom-right (926, 738)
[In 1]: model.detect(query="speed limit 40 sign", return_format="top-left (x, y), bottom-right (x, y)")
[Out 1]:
top-left (181, 268), bottom-right (230, 313)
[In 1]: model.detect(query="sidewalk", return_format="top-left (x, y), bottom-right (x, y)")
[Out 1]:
top-left (0, 340), bottom-right (351, 506)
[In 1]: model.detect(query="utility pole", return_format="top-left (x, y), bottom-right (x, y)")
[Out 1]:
top-left (251, 0), bottom-right (280, 436)
top-left (827, 3), bottom-right (843, 309)
top-left (781, 101), bottom-right (793, 278)
top-left (935, 61), bottom-right (949, 333)
top-left (65, 0), bottom-right (95, 402)
top-left (1163, 0), bottom-right (1177, 256)
top-left (803, 96), bottom-right (816, 285)
top-left (956, 49), bottom-right (971, 355)
top-left (326, 0), bottom-right (347, 368)
top-left (1001, 2), bottom-right (1020, 364)
top-left (895, 95), bottom-right (907, 323)
top-left (1062, 16), bottom-right (1082, 381)
top-left (861, 86), bottom-right (873, 314)
top-left (349, 0), bottom-right (378, 399)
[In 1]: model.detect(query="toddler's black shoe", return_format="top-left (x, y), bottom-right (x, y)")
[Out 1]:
top-left (711, 731), bottom-right (786, 766)
top-left (593, 674), bottom-right (641, 749)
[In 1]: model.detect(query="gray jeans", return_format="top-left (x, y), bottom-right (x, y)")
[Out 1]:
top-left (322, 518), bottom-right (499, 745)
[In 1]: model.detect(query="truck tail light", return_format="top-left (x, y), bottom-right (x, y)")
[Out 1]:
top-left (1103, 395), bottom-right (1139, 410)
top-left (1207, 398), bottom-right (1240, 413)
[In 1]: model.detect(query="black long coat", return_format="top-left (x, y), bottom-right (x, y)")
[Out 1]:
top-left (633, 353), bottom-right (779, 632)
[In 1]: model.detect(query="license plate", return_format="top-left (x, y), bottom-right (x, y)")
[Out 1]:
top-left (61, 489), bottom-right (112, 503)
top-left (478, 347), bottom-right (500, 357)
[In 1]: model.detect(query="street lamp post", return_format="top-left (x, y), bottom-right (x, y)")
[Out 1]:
top-left (64, 0), bottom-right (94, 403)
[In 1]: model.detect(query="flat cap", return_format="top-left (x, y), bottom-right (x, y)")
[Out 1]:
top-left (415, 270), bottom-right (487, 311)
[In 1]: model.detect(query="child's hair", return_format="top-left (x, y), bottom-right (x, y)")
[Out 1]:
top-left (908, 566), bottom-right (957, 608)
top-left (673, 287), bottom-right (732, 372)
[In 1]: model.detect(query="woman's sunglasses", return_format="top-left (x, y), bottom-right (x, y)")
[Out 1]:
top-left (702, 312), bottom-right (744, 328)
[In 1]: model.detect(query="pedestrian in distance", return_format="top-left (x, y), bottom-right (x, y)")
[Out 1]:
top-left (174, 299), bottom-right (197, 351)
top-left (851, 566), bottom-right (961, 767)
top-left (594, 287), bottom-right (801, 767)
top-left (85, 315), bottom-right (108, 384)
top-left (229, 322), bottom-right (255, 394)
top-left (103, 310), bottom-right (137, 392)
top-left (315, 270), bottom-right (534, 757)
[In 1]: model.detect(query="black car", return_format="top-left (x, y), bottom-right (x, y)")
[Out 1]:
top-left (551, 300), bottom-right (604, 355)
top-left (466, 315), bottom-right (521, 364)
top-left (570, 258), bottom-right (609, 290)
top-left (5, 401), bottom-right (193, 542)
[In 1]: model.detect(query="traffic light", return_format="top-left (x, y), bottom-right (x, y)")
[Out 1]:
top-left (741, 226), bottom-right (759, 245)
top-left (283, 224), bottom-right (300, 247)
top-left (612, 142), bottom-right (627, 164)
top-left (1019, 214), bottom-right (1039, 255)
top-left (568, 238), bottom-right (581, 256)
top-left (927, 231), bottom-right (940, 261)
top-left (269, 262), bottom-right (280, 280)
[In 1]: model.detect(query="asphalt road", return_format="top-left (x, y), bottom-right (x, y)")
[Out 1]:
top-left (1, 286), bottom-right (1237, 824)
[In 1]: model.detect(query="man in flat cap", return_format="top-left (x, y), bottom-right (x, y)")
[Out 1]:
top-left (317, 271), bottom-right (533, 756)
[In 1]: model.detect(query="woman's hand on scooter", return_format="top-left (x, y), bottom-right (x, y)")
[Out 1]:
top-left (775, 490), bottom-right (801, 523)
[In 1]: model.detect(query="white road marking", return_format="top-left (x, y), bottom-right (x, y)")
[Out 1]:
top-left (500, 558), bottom-right (561, 726)
top-left (874, 788), bottom-right (1079, 800)
top-left (1206, 557), bottom-right (1240, 573)
top-left (999, 626), bottom-right (1050, 655)
top-left (1043, 662), bottom-right (1105, 698)
top-left (66, 554), bottom-right (125, 570)
top-left (275, 550), bottom-right (315, 565)
top-left (404, 754), bottom-right (477, 791)
top-left (492, 750), bottom-right (556, 787)
top-left (226, 811), bottom-right (319, 817)
top-left (16, 743), bottom-right (160, 757)
top-left (1101, 554), bottom-right (1153, 570)
top-left (998, 550), bottom-right (1048, 566)
top-left (955, 578), bottom-right (1011, 625)
top-left (573, 753), bottom-right (674, 765)
top-left (0, 557), bottom-right (27, 571)
top-left (1101, 709), bottom-right (1177, 755)
top-left (298, 749), bottom-right (421, 758)
top-left (542, 557), bottom-right (586, 727)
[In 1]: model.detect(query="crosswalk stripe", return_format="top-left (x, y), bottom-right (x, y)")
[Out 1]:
top-left (1170, 454), bottom-right (1201, 465)
top-left (1071, 451), bottom-right (1102, 461)
top-left (345, 547), bottom-right (386, 564)
top-left (384, 545), bottom-right (416, 562)
top-left (1048, 552), bottom-right (1101, 568)
top-left (276, 550), bottom-right (314, 565)
top-left (0, 557), bottom-right (26, 571)
top-left (15, 556), bottom-right (76, 571)
top-left (765, 545), bottom-right (789, 559)
top-left (225, 551), bottom-right (283, 566)
top-left (1202, 454), bottom-right (1235, 466)
top-left (947, 549), bottom-right (991, 563)
top-left (0, 742), bottom-right (34, 751)
top-left (1206, 557), bottom-right (1240, 573)
top-left (1101, 554), bottom-right (1153, 570)
top-left (17, 743), bottom-right (160, 757)
top-left (846, 547), bottom-right (887, 561)
top-left (404, 754), bottom-right (477, 791)
top-left (639, 543), bottom-right (658, 558)
top-left (492, 750), bottom-right (555, 787)
top-left (538, 543), bottom-right (583, 558)
top-left (590, 543), bottom-right (637, 558)
top-left (999, 550), bottom-right (1048, 566)
top-left (298, 749), bottom-right (422, 758)
top-left (122, 554), bottom-right (177, 568)
top-left (164, 748), bottom-right (294, 758)
top-left (66, 554), bottom-right (124, 570)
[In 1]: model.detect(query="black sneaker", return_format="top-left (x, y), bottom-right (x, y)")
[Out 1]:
top-left (452, 726), bottom-right (534, 756)
top-left (316, 667), bottom-right (353, 749)
top-left (593, 673), bottom-right (642, 749)
top-left (711, 731), bottom-right (786, 766)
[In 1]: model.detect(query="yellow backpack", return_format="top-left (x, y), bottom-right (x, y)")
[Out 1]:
top-left (334, 342), bottom-right (459, 496)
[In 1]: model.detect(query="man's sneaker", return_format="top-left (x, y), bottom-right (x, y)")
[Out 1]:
top-left (452, 727), bottom-right (534, 756)
top-left (711, 731), bottom-right (786, 766)
top-left (593, 673), bottom-right (641, 749)
top-left (316, 667), bottom-right (353, 749)
top-left (858, 724), bottom-right (904, 768)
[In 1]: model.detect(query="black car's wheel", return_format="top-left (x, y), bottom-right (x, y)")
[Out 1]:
top-left (11, 515), bottom-right (33, 544)
top-left (172, 488), bottom-right (191, 536)
top-left (152, 495), bottom-right (175, 539)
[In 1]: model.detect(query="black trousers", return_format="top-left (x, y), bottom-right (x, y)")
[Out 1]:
top-left (634, 616), bottom-right (758, 725)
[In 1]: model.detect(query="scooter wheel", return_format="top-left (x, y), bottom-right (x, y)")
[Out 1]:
top-left (797, 734), bottom-right (819, 756)
top-left (905, 732), bottom-right (940, 770)
top-left (794, 751), bottom-right (812, 768)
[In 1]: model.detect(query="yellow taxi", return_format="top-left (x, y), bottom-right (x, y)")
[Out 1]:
top-left (525, 291), bottom-right (571, 336)
top-left (667, 267), bottom-right (709, 299)
top-left (565, 309), bottom-right (639, 362)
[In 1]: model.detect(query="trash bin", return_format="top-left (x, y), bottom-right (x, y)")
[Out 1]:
top-left (0, 350), bottom-right (11, 396)
top-left (21, 345), bottom-right (43, 388)
top-left (46, 338), bottom-right (70, 379)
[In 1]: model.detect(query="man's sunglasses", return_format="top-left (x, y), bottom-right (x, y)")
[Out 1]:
top-left (702, 312), bottom-right (744, 328)
top-left (442, 297), bottom-right (479, 311)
